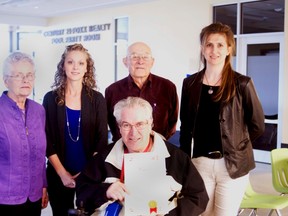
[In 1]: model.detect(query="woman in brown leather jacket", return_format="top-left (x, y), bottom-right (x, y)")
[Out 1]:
top-left (179, 22), bottom-right (265, 216)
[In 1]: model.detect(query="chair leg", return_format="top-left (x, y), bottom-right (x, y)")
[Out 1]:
top-left (275, 209), bottom-right (282, 216)
top-left (238, 209), bottom-right (259, 216)
top-left (267, 209), bottom-right (274, 216)
top-left (266, 209), bottom-right (282, 216)
top-left (237, 209), bottom-right (244, 215)
top-left (248, 209), bottom-right (257, 216)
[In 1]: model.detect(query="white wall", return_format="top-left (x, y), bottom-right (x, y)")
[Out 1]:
top-left (0, 24), bottom-right (10, 93)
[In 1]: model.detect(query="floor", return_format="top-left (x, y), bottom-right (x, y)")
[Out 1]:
top-left (41, 162), bottom-right (288, 216)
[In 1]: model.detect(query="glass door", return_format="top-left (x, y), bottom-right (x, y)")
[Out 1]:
top-left (237, 34), bottom-right (284, 163)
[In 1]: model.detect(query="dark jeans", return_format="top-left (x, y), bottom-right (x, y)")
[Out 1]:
top-left (0, 198), bottom-right (42, 216)
top-left (47, 164), bottom-right (76, 216)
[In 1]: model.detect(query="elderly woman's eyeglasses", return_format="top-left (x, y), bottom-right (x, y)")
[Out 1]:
top-left (120, 121), bottom-right (149, 131)
top-left (8, 73), bottom-right (35, 81)
top-left (128, 53), bottom-right (152, 61)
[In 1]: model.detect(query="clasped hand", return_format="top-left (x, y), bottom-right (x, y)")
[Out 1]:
top-left (60, 171), bottom-right (79, 188)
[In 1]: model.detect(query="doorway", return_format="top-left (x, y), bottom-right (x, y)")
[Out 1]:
top-left (237, 34), bottom-right (284, 163)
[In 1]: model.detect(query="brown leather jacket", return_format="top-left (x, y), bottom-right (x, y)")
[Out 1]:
top-left (179, 70), bottom-right (265, 179)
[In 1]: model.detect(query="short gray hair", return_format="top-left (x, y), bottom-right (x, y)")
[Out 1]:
top-left (3, 51), bottom-right (35, 77)
top-left (113, 96), bottom-right (153, 124)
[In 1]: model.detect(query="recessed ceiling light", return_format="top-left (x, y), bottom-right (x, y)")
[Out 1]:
top-left (274, 8), bottom-right (283, 12)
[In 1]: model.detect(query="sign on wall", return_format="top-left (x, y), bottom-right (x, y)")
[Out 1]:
top-left (43, 23), bottom-right (111, 44)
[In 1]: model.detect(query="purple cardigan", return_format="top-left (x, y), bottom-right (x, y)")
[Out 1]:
top-left (0, 91), bottom-right (47, 204)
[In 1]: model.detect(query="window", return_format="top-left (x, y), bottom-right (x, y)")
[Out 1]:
top-left (114, 17), bottom-right (129, 81)
top-left (241, 0), bottom-right (284, 34)
top-left (213, 0), bottom-right (284, 34)
top-left (213, 4), bottom-right (237, 34)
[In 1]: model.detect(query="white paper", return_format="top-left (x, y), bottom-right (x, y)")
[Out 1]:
top-left (124, 152), bottom-right (181, 216)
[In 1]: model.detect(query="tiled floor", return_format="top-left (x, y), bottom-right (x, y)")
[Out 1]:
top-left (41, 162), bottom-right (288, 216)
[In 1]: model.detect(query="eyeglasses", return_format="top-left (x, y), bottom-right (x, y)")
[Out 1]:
top-left (8, 73), bottom-right (35, 81)
top-left (128, 53), bottom-right (152, 61)
top-left (120, 121), bottom-right (149, 131)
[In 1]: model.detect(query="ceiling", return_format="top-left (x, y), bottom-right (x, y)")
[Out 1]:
top-left (0, 0), bottom-right (155, 18)
top-left (0, 0), bottom-right (285, 30)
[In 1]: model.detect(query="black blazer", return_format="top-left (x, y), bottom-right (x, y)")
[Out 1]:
top-left (179, 70), bottom-right (265, 178)
top-left (43, 88), bottom-right (108, 163)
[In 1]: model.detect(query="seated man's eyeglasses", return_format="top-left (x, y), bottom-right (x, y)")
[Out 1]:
top-left (8, 73), bottom-right (35, 81)
top-left (119, 121), bottom-right (149, 131)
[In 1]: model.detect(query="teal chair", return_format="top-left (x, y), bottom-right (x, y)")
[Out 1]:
top-left (238, 181), bottom-right (288, 216)
top-left (271, 148), bottom-right (288, 196)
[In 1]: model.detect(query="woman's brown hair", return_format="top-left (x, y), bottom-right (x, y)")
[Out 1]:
top-left (51, 43), bottom-right (97, 105)
top-left (200, 22), bottom-right (236, 103)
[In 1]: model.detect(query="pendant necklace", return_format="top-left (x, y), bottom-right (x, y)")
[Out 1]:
top-left (66, 107), bottom-right (81, 142)
top-left (208, 86), bottom-right (214, 95)
top-left (204, 73), bottom-right (222, 95)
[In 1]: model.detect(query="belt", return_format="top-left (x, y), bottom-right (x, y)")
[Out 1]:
top-left (205, 151), bottom-right (223, 159)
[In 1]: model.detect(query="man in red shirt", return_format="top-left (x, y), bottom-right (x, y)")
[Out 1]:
top-left (105, 41), bottom-right (179, 143)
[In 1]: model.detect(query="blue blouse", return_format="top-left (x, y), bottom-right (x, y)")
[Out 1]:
top-left (64, 106), bottom-right (86, 175)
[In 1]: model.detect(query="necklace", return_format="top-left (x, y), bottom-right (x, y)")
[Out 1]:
top-left (65, 107), bottom-right (81, 142)
top-left (204, 73), bottom-right (222, 94)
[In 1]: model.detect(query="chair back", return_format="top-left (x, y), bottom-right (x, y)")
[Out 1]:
top-left (271, 148), bottom-right (288, 194)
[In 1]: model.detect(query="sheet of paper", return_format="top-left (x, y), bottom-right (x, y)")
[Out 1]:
top-left (124, 152), bottom-right (179, 216)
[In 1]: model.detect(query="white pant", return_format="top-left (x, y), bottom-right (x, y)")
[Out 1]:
top-left (192, 157), bottom-right (249, 216)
